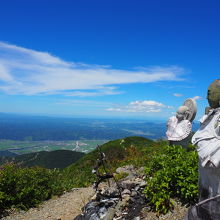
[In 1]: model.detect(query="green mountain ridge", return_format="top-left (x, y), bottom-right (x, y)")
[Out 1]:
top-left (62, 136), bottom-right (161, 187)
top-left (0, 150), bottom-right (18, 157)
top-left (0, 149), bottom-right (85, 169)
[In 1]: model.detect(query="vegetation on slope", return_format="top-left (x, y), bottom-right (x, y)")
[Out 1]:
top-left (0, 150), bottom-right (85, 169)
top-left (0, 163), bottom-right (64, 213)
top-left (0, 136), bottom-right (199, 215)
top-left (62, 136), bottom-right (160, 188)
top-left (144, 144), bottom-right (198, 214)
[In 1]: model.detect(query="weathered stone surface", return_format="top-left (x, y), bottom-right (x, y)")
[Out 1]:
top-left (119, 180), bottom-right (137, 190)
top-left (116, 165), bottom-right (134, 174)
top-left (74, 165), bottom-right (148, 220)
top-left (122, 189), bottom-right (131, 195)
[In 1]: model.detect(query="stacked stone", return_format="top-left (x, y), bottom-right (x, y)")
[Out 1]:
top-left (74, 165), bottom-right (147, 220)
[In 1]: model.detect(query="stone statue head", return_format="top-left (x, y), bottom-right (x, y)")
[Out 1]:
top-left (176, 106), bottom-right (189, 121)
top-left (207, 79), bottom-right (220, 109)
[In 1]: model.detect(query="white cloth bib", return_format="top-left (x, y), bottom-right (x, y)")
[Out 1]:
top-left (166, 116), bottom-right (192, 141)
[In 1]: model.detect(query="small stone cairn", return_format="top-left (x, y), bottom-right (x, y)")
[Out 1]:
top-left (74, 165), bottom-right (147, 220)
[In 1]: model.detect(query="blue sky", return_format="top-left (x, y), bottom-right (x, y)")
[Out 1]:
top-left (0, 0), bottom-right (219, 120)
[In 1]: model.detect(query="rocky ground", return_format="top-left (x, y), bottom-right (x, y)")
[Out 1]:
top-left (1, 188), bottom-right (95, 220)
top-left (74, 165), bottom-right (188, 220)
top-left (1, 165), bottom-right (188, 220)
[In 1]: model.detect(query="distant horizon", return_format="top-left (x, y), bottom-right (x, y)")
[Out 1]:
top-left (0, 111), bottom-right (168, 122)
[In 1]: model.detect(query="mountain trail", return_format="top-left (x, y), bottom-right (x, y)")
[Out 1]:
top-left (2, 187), bottom-right (95, 220)
top-left (1, 186), bottom-right (188, 220)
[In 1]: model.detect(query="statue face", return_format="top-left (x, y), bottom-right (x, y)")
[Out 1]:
top-left (176, 106), bottom-right (188, 121)
top-left (176, 112), bottom-right (184, 121)
top-left (207, 80), bottom-right (220, 109)
top-left (207, 88), bottom-right (220, 109)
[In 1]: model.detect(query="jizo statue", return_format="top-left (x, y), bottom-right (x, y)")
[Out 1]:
top-left (166, 98), bottom-right (197, 149)
top-left (184, 79), bottom-right (220, 220)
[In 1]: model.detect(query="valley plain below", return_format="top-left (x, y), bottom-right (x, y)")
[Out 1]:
top-left (0, 139), bottom-right (108, 155)
top-left (0, 113), bottom-right (199, 155)
top-left (0, 113), bottom-right (167, 155)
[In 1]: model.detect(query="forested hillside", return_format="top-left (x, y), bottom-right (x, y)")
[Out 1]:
top-left (0, 150), bottom-right (85, 169)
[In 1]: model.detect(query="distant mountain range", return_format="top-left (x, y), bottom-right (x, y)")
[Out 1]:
top-left (0, 150), bottom-right (18, 157)
top-left (0, 150), bottom-right (85, 169)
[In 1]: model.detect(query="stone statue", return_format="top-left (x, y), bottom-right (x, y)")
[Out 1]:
top-left (166, 98), bottom-right (197, 148)
top-left (187, 79), bottom-right (220, 219)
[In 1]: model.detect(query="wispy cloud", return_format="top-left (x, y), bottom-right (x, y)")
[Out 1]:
top-left (192, 96), bottom-right (202, 100)
top-left (65, 87), bottom-right (122, 97)
top-left (106, 100), bottom-right (173, 113)
top-left (0, 42), bottom-right (185, 96)
top-left (173, 93), bottom-right (183, 97)
top-left (55, 99), bottom-right (112, 106)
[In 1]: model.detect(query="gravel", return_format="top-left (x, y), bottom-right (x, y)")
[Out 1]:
top-left (1, 187), bottom-right (95, 220)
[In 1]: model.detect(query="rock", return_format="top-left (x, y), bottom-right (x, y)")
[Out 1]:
top-left (73, 165), bottom-right (149, 220)
top-left (119, 180), bottom-right (138, 190)
top-left (122, 189), bottom-right (131, 195)
top-left (91, 194), bottom-right (97, 200)
top-left (105, 207), bottom-right (117, 220)
top-left (131, 190), bottom-right (137, 197)
top-left (138, 167), bottom-right (145, 172)
top-left (123, 173), bottom-right (136, 181)
top-left (135, 185), bottom-right (140, 191)
top-left (122, 194), bottom-right (131, 201)
top-left (139, 181), bottom-right (147, 188)
top-left (116, 167), bottom-right (128, 174)
top-left (113, 216), bottom-right (123, 220)
top-left (116, 165), bottom-right (134, 174)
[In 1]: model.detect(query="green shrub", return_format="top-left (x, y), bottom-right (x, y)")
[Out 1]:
top-left (144, 145), bottom-right (198, 214)
top-left (0, 163), bottom-right (64, 211)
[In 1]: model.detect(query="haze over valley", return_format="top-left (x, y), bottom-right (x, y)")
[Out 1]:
top-left (0, 113), bottom-right (200, 156)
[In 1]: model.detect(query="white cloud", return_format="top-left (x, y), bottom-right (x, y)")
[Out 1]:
top-left (65, 87), bottom-right (123, 97)
top-left (173, 93), bottom-right (183, 97)
top-left (106, 100), bottom-right (172, 113)
top-left (0, 64), bottom-right (14, 82)
top-left (192, 96), bottom-right (202, 100)
top-left (55, 99), bottom-right (112, 106)
top-left (0, 41), bottom-right (185, 96)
